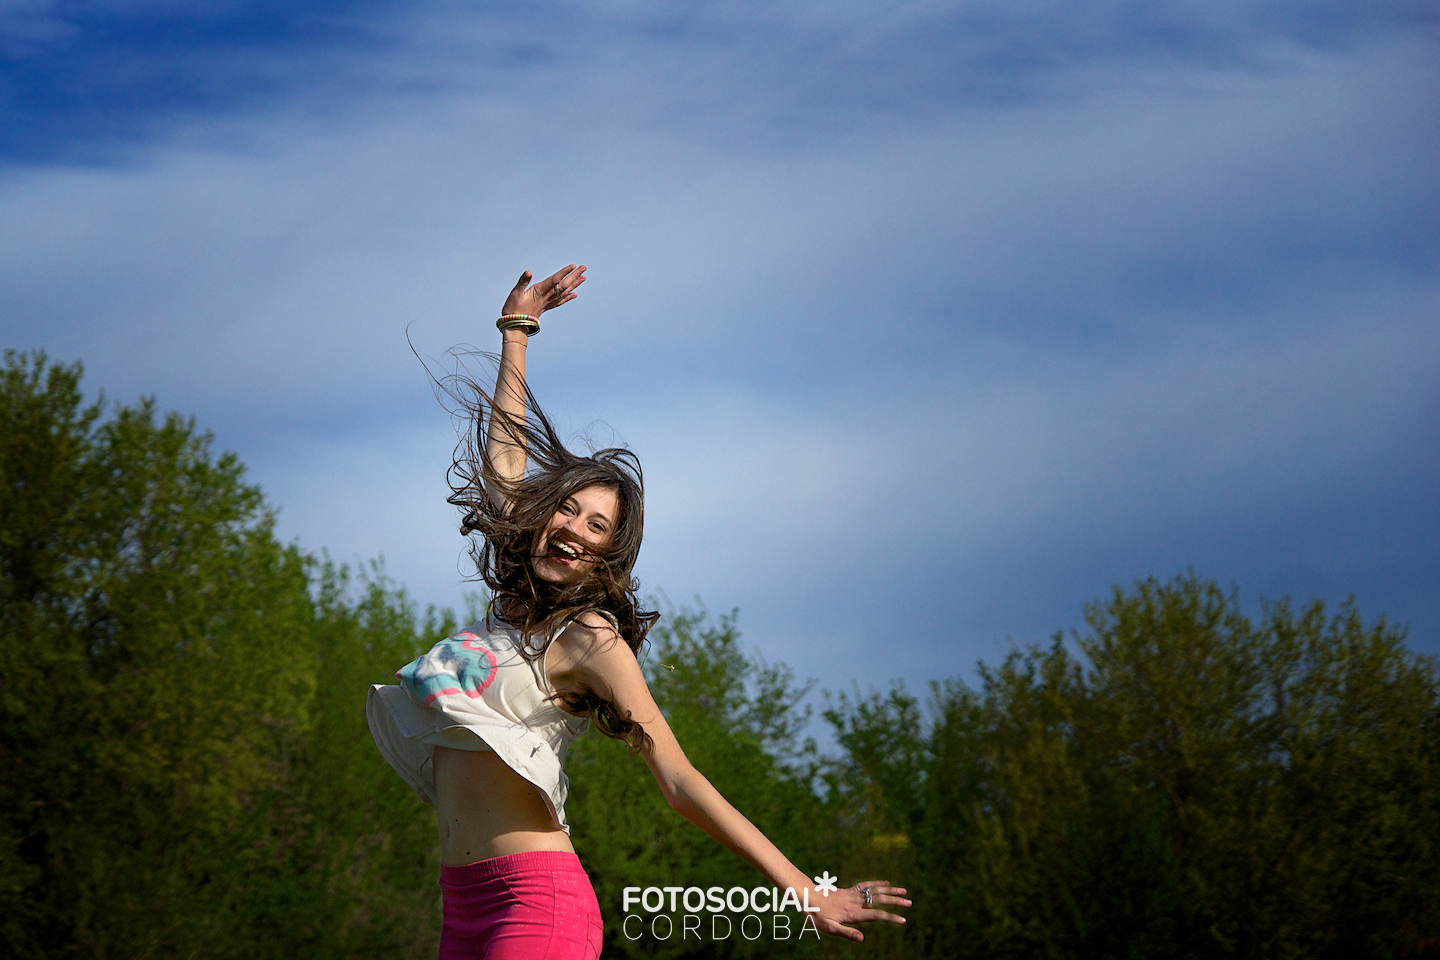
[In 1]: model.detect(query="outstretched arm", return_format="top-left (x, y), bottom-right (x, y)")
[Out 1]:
top-left (550, 616), bottom-right (912, 943)
top-left (483, 264), bottom-right (586, 511)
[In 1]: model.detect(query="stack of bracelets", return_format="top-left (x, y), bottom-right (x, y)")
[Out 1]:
top-left (496, 314), bottom-right (540, 336)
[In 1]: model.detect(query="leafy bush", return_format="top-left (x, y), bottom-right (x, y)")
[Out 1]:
top-left (4, 351), bottom-right (1436, 958)
top-left (822, 575), bottom-right (1440, 959)
top-left (0, 352), bottom-right (442, 959)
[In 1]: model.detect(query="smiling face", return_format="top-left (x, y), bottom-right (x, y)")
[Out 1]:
top-left (530, 484), bottom-right (621, 585)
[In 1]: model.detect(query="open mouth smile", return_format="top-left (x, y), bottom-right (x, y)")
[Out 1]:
top-left (545, 540), bottom-right (584, 565)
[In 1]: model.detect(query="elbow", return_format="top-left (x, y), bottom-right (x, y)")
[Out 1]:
top-left (660, 764), bottom-right (701, 814)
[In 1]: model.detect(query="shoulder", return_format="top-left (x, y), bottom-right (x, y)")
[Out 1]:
top-left (548, 610), bottom-right (641, 695)
top-left (559, 610), bottom-right (625, 653)
top-left (575, 609), bottom-right (621, 633)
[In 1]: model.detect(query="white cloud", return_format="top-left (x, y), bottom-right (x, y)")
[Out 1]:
top-left (2, 30), bottom-right (1434, 708)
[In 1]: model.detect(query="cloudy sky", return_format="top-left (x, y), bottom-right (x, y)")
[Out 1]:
top-left (4, 0), bottom-right (1437, 707)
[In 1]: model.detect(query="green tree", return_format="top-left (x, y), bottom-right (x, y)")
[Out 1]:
top-left (822, 573), bottom-right (1440, 959)
top-left (9, 349), bottom-right (1436, 959)
top-left (1, 350), bottom-right (314, 956)
top-left (818, 683), bottom-right (925, 959)
top-left (222, 561), bottom-right (450, 960)
top-left (0, 352), bottom-right (447, 959)
top-left (1255, 597), bottom-right (1440, 957)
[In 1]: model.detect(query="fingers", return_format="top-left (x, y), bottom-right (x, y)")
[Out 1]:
top-left (819, 918), bottom-right (865, 943)
top-left (870, 885), bottom-right (911, 908)
top-left (512, 270), bottom-right (532, 291)
top-left (857, 881), bottom-right (909, 901)
top-left (542, 264), bottom-right (578, 289)
top-left (853, 880), bottom-right (910, 924)
top-left (541, 264), bottom-right (586, 309)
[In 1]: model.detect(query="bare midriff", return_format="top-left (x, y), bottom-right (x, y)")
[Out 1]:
top-left (432, 746), bottom-right (575, 865)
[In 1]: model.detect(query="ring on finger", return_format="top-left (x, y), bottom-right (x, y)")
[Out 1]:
top-left (855, 884), bottom-right (872, 908)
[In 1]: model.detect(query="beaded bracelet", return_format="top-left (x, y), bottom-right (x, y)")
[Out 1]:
top-left (496, 314), bottom-right (540, 336)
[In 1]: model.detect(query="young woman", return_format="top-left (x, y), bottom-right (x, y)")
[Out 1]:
top-left (368, 265), bottom-right (910, 958)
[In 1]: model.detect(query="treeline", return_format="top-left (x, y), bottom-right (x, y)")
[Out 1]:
top-left (3, 351), bottom-right (1437, 959)
top-left (1, 352), bottom-right (445, 958)
top-left (819, 582), bottom-right (1440, 959)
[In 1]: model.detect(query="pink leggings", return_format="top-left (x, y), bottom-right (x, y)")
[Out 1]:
top-left (439, 851), bottom-right (603, 960)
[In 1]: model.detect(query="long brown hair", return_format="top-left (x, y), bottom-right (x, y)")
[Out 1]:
top-left (441, 357), bottom-right (659, 752)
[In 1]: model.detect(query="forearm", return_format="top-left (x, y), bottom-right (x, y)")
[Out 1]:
top-left (667, 765), bottom-right (813, 895)
top-left (482, 265), bottom-right (582, 498)
top-left (581, 574), bottom-right (908, 942)
top-left (485, 331), bottom-right (529, 496)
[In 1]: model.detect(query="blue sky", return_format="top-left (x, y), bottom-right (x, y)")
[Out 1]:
top-left (4, 0), bottom-right (1437, 708)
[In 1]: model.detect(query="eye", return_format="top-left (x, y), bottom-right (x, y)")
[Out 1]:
top-left (559, 500), bottom-right (578, 516)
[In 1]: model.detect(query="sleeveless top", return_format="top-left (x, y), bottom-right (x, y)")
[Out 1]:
top-left (366, 616), bottom-right (590, 833)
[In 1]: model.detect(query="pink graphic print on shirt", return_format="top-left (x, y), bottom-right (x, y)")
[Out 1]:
top-left (397, 632), bottom-right (500, 707)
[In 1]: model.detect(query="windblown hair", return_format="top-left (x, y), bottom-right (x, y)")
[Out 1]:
top-left (441, 357), bottom-right (659, 752)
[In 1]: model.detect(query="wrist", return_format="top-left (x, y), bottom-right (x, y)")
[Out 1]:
top-left (780, 870), bottom-right (814, 896)
top-left (497, 313), bottom-right (539, 338)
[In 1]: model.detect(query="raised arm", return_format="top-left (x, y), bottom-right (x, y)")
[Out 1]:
top-left (484, 264), bottom-right (586, 511)
top-left (548, 616), bottom-right (911, 942)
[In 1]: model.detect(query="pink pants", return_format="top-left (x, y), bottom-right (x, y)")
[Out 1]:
top-left (439, 851), bottom-right (603, 960)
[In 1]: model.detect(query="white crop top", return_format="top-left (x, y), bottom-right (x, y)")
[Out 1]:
top-left (366, 617), bottom-right (590, 833)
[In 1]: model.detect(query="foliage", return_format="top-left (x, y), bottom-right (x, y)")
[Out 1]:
top-left (822, 574), bottom-right (1440, 959)
top-left (4, 350), bottom-right (1437, 958)
top-left (0, 352), bottom-right (443, 959)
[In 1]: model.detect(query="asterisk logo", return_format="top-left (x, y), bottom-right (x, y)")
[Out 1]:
top-left (813, 871), bottom-right (839, 896)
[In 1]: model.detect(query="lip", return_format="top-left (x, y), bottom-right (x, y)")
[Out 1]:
top-left (539, 537), bottom-right (585, 569)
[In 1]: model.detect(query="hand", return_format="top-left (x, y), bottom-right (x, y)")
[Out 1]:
top-left (501, 264), bottom-right (586, 320)
top-left (811, 880), bottom-right (910, 943)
